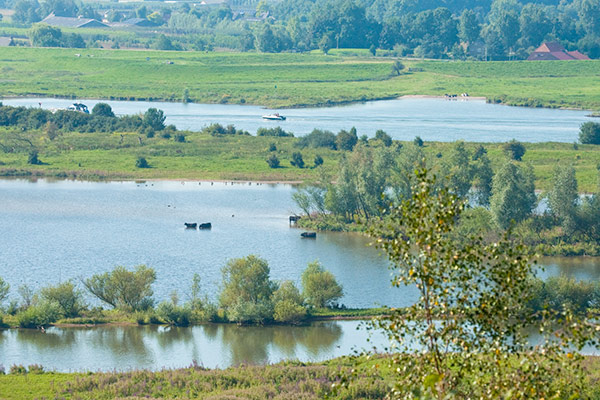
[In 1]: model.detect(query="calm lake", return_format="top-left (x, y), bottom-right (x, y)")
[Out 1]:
top-left (1, 179), bottom-right (599, 371)
top-left (1, 97), bottom-right (593, 143)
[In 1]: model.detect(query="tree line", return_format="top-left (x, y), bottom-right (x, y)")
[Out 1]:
top-left (5, 0), bottom-right (599, 58)
top-left (0, 255), bottom-right (343, 328)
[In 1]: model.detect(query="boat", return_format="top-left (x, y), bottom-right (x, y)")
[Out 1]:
top-left (262, 113), bottom-right (286, 121)
top-left (67, 103), bottom-right (90, 114)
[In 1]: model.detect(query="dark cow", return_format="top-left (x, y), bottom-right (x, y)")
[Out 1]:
top-left (199, 222), bottom-right (212, 229)
top-left (184, 223), bottom-right (197, 229)
top-left (301, 232), bottom-right (316, 238)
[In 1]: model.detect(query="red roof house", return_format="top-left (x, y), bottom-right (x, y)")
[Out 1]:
top-left (528, 42), bottom-right (590, 60)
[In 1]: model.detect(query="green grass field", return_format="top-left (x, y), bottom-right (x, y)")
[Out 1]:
top-left (1, 129), bottom-right (600, 192)
top-left (0, 47), bottom-right (599, 110)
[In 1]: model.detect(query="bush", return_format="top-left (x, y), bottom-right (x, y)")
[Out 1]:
top-left (314, 155), bottom-right (324, 167)
top-left (156, 301), bottom-right (191, 326)
top-left (257, 127), bottom-right (293, 137)
top-left (91, 103), bottom-right (115, 118)
top-left (40, 281), bottom-right (85, 318)
top-left (17, 302), bottom-right (61, 328)
top-left (143, 108), bottom-right (166, 131)
top-left (503, 139), bottom-right (526, 161)
top-left (266, 154), bottom-right (280, 168)
top-left (136, 157), bottom-right (149, 168)
top-left (290, 152), bottom-right (305, 168)
top-left (301, 261), bottom-right (343, 308)
top-left (413, 136), bottom-right (424, 147)
top-left (9, 365), bottom-right (27, 375)
top-left (27, 150), bottom-right (41, 165)
top-left (579, 122), bottom-right (600, 145)
top-left (272, 281), bottom-right (306, 323)
top-left (296, 129), bottom-right (337, 149)
top-left (174, 133), bottom-right (186, 143)
top-left (268, 142), bottom-right (277, 152)
top-left (336, 128), bottom-right (358, 151)
top-left (374, 130), bottom-right (392, 147)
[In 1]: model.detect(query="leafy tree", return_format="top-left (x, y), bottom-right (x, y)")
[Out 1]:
top-left (272, 280), bottom-right (306, 323)
top-left (458, 9), bottom-right (480, 44)
top-left (40, 281), bottom-right (85, 318)
top-left (143, 108), bottom-right (166, 131)
top-left (503, 139), bottom-right (526, 160)
top-left (314, 154), bottom-right (324, 167)
top-left (82, 265), bottom-right (156, 311)
top-left (301, 261), bottom-right (343, 308)
top-left (29, 24), bottom-right (62, 47)
top-left (91, 103), bottom-right (115, 118)
top-left (0, 276), bottom-right (9, 307)
top-left (335, 128), bottom-right (358, 151)
top-left (12, 0), bottom-right (41, 24)
top-left (28, 150), bottom-right (41, 165)
top-left (318, 33), bottom-right (334, 54)
top-left (41, 0), bottom-right (78, 17)
top-left (296, 129), bottom-right (336, 149)
top-left (548, 165), bottom-right (578, 233)
top-left (365, 166), bottom-right (598, 398)
top-left (473, 151), bottom-right (493, 207)
top-left (391, 60), bottom-right (405, 75)
top-left (579, 122), bottom-right (600, 144)
top-left (219, 255), bottom-right (277, 324)
top-left (290, 151), bottom-right (305, 168)
top-left (154, 34), bottom-right (179, 51)
top-left (374, 130), bottom-right (392, 147)
top-left (440, 141), bottom-right (475, 199)
top-left (266, 154), bottom-right (280, 168)
top-left (156, 300), bottom-right (191, 326)
top-left (490, 161), bottom-right (536, 229)
top-left (413, 136), bottom-right (424, 147)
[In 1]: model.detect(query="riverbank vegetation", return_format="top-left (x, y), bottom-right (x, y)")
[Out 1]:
top-left (0, 47), bottom-right (599, 110)
top-left (0, 257), bottom-right (349, 329)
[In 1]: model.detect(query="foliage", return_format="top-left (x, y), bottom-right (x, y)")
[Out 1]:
top-left (374, 130), bottom-right (392, 147)
top-left (296, 129), bottom-right (337, 150)
top-left (548, 165), bottom-right (578, 233)
top-left (82, 265), bottom-right (156, 311)
top-left (17, 301), bottom-right (61, 328)
top-left (135, 157), bottom-right (149, 169)
top-left (256, 127), bottom-right (293, 137)
top-left (266, 154), bottom-right (280, 168)
top-left (0, 276), bottom-right (9, 307)
top-left (219, 255), bottom-right (277, 324)
top-left (314, 154), bottom-right (323, 167)
top-left (579, 122), bottom-right (600, 145)
top-left (290, 151), bottom-right (305, 168)
top-left (27, 150), bottom-right (40, 165)
top-left (365, 166), bottom-right (598, 399)
top-left (143, 108), bottom-right (166, 131)
top-left (272, 280), bottom-right (306, 323)
top-left (529, 276), bottom-right (600, 316)
top-left (39, 281), bottom-right (85, 318)
top-left (391, 60), bottom-right (405, 75)
top-left (301, 261), bottom-right (343, 308)
top-left (335, 128), bottom-right (358, 151)
top-left (413, 136), bottom-right (423, 147)
top-left (156, 301), bottom-right (191, 326)
top-left (91, 103), bottom-right (115, 118)
top-left (490, 160), bottom-right (536, 229)
top-left (503, 139), bottom-right (526, 161)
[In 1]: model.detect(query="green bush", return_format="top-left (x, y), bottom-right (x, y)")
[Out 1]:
top-left (272, 281), bottom-right (306, 323)
top-left (503, 139), bottom-right (526, 161)
top-left (136, 157), bottom-right (149, 168)
top-left (156, 301), bottom-right (191, 326)
top-left (579, 122), bottom-right (600, 144)
top-left (40, 281), bottom-right (85, 318)
top-left (266, 154), bottom-right (280, 168)
top-left (301, 261), bottom-right (343, 309)
top-left (17, 302), bottom-right (61, 328)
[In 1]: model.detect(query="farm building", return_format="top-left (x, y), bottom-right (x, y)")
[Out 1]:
top-left (527, 42), bottom-right (590, 60)
top-left (41, 13), bottom-right (108, 28)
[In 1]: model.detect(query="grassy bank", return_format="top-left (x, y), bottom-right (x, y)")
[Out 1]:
top-left (1, 129), bottom-right (600, 192)
top-left (0, 47), bottom-right (599, 110)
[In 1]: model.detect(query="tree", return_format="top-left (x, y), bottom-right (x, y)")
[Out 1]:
top-left (135, 157), bottom-right (149, 168)
top-left (503, 139), bottom-right (526, 160)
top-left (83, 265), bottom-right (156, 311)
top-left (29, 24), bottom-right (63, 48)
top-left (459, 9), bottom-right (480, 44)
top-left (219, 255), bottom-right (277, 324)
top-left (154, 34), bottom-right (177, 51)
top-left (40, 281), bottom-right (85, 318)
top-left (28, 150), bottom-right (41, 165)
top-left (391, 60), bottom-right (405, 75)
top-left (318, 33), bottom-right (334, 54)
top-left (0, 276), bottom-right (9, 306)
top-left (266, 154), bottom-right (280, 168)
top-left (301, 261), bottom-right (343, 308)
top-left (413, 136), bottom-right (423, 147)
top-left (579, 122), bottom-right (600, 144)
top-left (314, 154), bottom-right (324, 167)
top-left (364, 166), bottom-right (598, 398)
top-left (336, 128), bottom-right (358, 151)
top-left (272, 280), bottom-right (306, 323)
top-left (548, 165), bottom-right (578, 233)
top-left (490, 161), bottom-right (537, 229)
top-left (374, 130), bottom-right (392, 147)
top-left (143, 108), bottom-right (166, 131)
top-left (290, 151), bottom-right (305, 168)
top-left (13, 0), bottom-right (41, 24)
top-left (92, 103), bottom-right (115, 118)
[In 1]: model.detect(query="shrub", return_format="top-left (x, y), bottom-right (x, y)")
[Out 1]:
top-left (503, 139), bottom-right (526, 161)
top-left (273, 281), bottom-right (306, 323)
top-left (290, 152), bottom-right (305, 168)
top-left (174, 133), bottom-right (186, 143)
top-left (0, 276), bottom-right (8, 306)
top-left (17, 302), bottom-right (61, 328)
top-left (156, 301), bottom-right (191, 326)
top-left (336, 128), bottom-right (358, 151)
top-left (579, 122), bottom-right (600, 144)
top-left (413, 136), bottom-right (424, 147)
top-left (10, 365), bottom-right (27, 375)
top-left (257, 127), bottom-right (293, 137)
top-left (40, 281), bottom-right (85, 318)
top-left (91, 103), bottom-right (115, 118)
top-left (374, 130), bottom-right (392, 147)
top-left (268, 142), bottom-right (277, 152)
top-left (266, 154), bottom-right (280, 168)
top-left (301, 261), bottom-right (343, 308)
top-left (136, 157), bottom-right (149, 168)
top-left (314, 155), bottom-right (324, 167)
top-left (143, 108), bottom-right (166, 131)
top-left (296, 129), bottom-right (337, 149)
top-left (27, 150), bottom-right (41, 165)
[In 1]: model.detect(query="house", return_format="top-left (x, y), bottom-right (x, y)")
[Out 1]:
top-left (0, 36), bottom-right (13, 47)
top-left (116, 18), bottom-right (157, 27)
top-left (527, 42), bottom-right (590, 60)
top-left (41, 13), bottom-right (109, 28)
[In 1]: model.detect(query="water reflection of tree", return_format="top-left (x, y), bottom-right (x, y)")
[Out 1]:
top-left (220, 325), bottom-right (275, 366)
top-left (154, 325), bottom-right (194, 349)
top-left (15, 327), bottom-right (77, 350)
top-left (89, 326), bottom-right (151, 364)
top-left (296, 322), bottom-right (342, 357)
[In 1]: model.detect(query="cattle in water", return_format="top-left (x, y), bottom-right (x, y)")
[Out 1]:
top-left (301, 232), bottom-right (316, 238)
top-left (289, 215), bottom-right (301, 224)
top-left (199, 222), bottom-right (212, 229)
top-left (184, 223), bottom-right (197, 229)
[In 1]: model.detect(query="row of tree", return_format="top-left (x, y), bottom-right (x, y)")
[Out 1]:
top-left (0, 256), bottom-right (343, 327)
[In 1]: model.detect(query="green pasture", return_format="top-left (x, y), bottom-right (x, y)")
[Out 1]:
top-left (0, 47), bottom-right (599, 110)
top-left (1, 127), bottom-right (600, 191)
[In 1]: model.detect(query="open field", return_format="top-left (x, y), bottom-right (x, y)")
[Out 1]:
top-left (0, 47), bottom-right (599, 110)
top-left (1, 129), bottom-right (599, 192)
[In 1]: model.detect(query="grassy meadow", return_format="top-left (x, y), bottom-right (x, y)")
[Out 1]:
top-left (1, 128), bottom-right (600, 191)
top-left (0, 47), bottom-right (599, 110)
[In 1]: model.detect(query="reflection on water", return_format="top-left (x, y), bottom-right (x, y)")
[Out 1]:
top-left (0, 321), bottom-right (378, 372)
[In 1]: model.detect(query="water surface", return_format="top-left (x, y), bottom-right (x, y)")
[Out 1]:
top-left (1, 97), bottom-right (592, 143)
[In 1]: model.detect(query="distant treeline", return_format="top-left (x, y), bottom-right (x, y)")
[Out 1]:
top-left (0, 103), bottom-right (172, 134)
top-left (3, 0), bottom-right (599, 59)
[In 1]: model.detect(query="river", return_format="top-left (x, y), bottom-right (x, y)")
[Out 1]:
top-left (1, 179), bottom-right (600, 372)
top-left (1, 97), bottom-right (593, 143)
